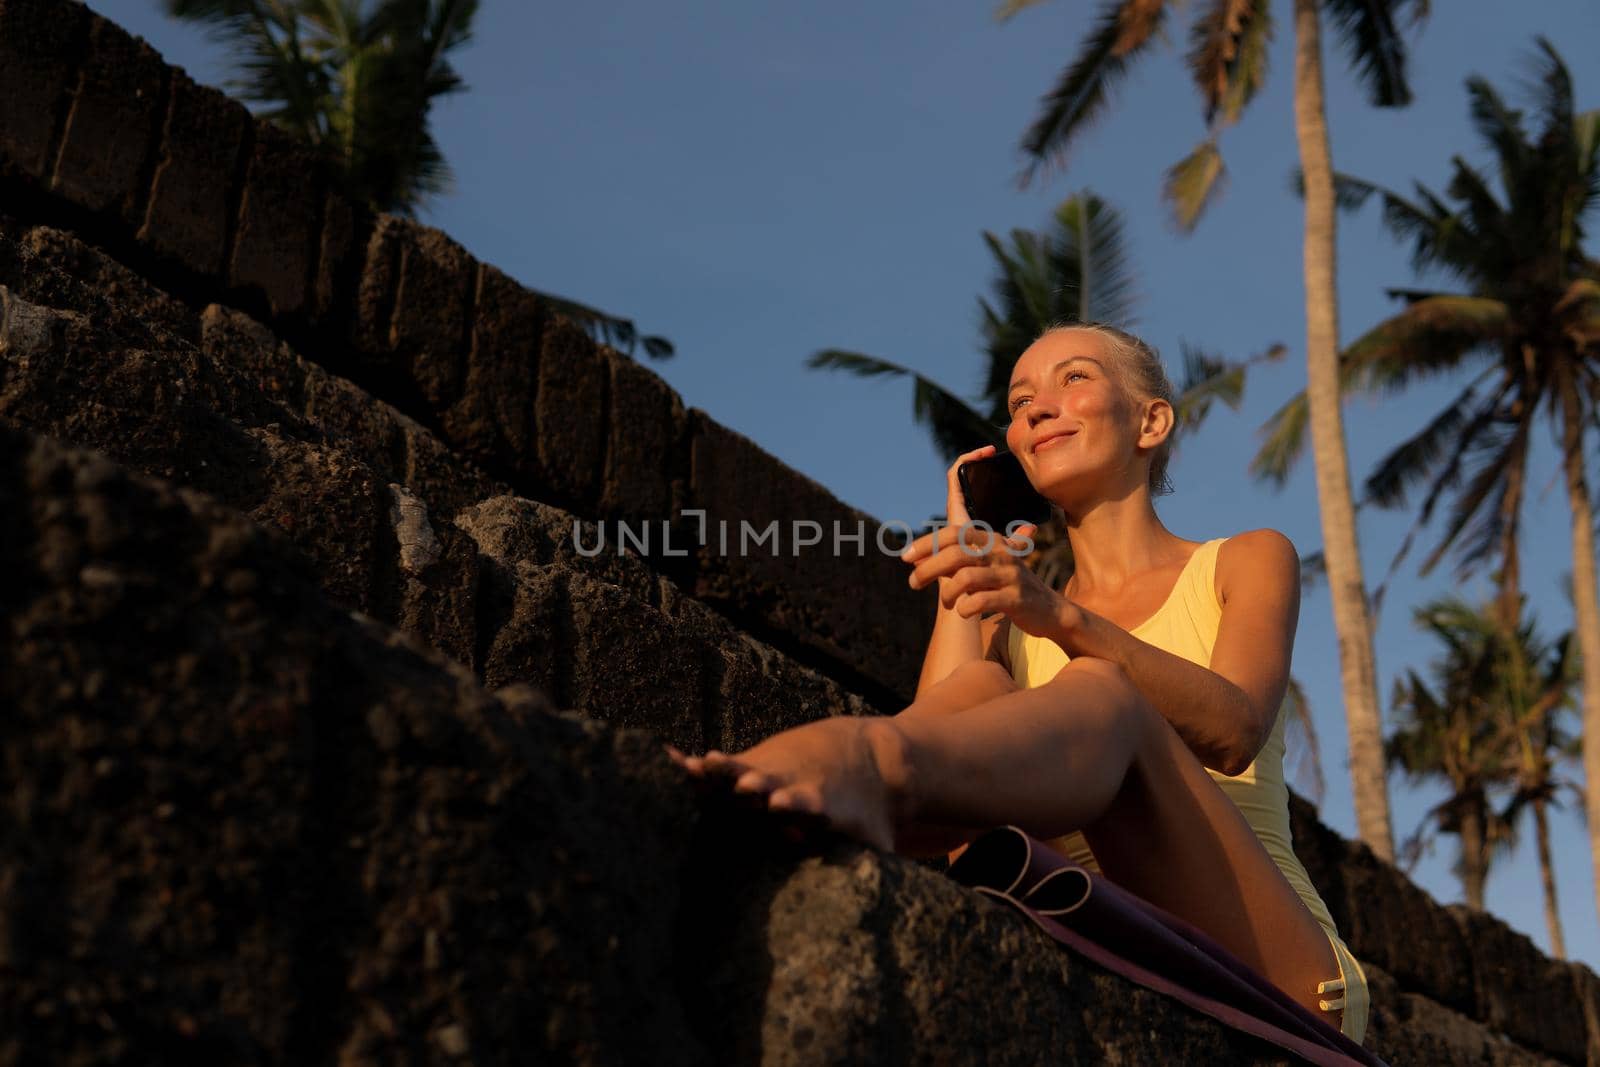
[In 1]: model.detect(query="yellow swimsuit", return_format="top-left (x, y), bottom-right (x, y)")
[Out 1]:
top-left (1005, 537), bottom-right (1370, 1043)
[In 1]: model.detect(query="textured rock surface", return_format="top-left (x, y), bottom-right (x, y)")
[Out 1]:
top-left (0, 422), bottom-right (1308, 1067)
top-left (0, 0), bottom-right (1595, 1061)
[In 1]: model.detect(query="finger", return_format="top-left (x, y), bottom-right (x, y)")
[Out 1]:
top-left (945, 443), bottom-right (997, 482)
top-left (734, 769), bottom-right (779, 795)
top-left (954, 589), bottom-right (999, 619)
top-left (938, 566), bottom-right (1002, 609)
top-left (701, 750), bottom-right (748, 777)
top-left (769, 785), bottom-right (825, 815)
top-left (909, 539), bottom-right (1000, 590)
top-left (1003, 523), bottom-right (1038, 550)
top-left (899, 528), bottom-right (939, 565)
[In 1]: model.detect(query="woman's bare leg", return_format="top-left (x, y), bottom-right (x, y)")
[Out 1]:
top-left (672, 656), bottom-right (1340, 1021)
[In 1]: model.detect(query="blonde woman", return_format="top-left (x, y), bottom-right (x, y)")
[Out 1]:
top-left (670, 323), bottom-right (1368, 1042)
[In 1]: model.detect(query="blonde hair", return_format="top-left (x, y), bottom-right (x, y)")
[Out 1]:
top-left (1038, 322), bottom-right (1177, 495)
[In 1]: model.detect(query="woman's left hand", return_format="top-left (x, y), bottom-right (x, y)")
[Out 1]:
top-left (901, 523), bottom-right (1081, 640)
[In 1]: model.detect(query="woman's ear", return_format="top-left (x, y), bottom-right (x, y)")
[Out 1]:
top-left (1139, 398), bottom-right (1175, 449)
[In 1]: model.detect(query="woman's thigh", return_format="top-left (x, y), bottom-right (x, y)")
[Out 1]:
top-left (1056, 665), bottom-right (1342, 1024)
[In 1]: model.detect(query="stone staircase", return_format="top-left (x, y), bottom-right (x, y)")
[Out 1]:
top-left (0, 1), bottom-right (1593, 1062)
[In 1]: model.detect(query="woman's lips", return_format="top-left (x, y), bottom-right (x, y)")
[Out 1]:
top-left (1033, 431), bottom-right (1073, 453)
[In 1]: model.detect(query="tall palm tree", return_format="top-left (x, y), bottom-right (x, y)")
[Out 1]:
top-left (997, 0), bottom-right (1429, 862)
top-left (1494, 613), bottom-right (1581, 957)
top-left (1386, 598), bottom-right (1518, 909)
top-left (163, 0), bottom-right (674, 359)
top-left (1252, 40), bottom-right (1600, 905)
top-left (807, 192), bottom-right (1327, 802)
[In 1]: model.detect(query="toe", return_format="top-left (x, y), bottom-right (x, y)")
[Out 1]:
top-left (734, 769), bottom-right (775, 795)
top-left (769, 786), bottom-right (824, 816)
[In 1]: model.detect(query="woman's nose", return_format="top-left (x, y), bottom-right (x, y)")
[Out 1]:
top-left (1026, 398), bottom-right (1059, 426)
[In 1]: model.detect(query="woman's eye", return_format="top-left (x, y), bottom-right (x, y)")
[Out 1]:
top-left (1009, 396), bottom-right (1031, 414)
top-left (1064, 370), bottom-right (1087, 383)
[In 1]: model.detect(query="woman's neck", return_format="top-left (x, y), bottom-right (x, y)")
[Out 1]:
top-left (1062, 490), bottom-right (1185, 595)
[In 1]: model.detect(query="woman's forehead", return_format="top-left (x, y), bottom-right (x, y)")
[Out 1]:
top-left (1011, 329), bottom-right (1112, 383)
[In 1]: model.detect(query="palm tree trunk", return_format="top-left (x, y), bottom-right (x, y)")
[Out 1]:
top-left (1291, 0), bottom-right (1395, 861)
top-left (1496, 388), bottom-right (1529, 631)
top-left (1460, 797), bottom-right (1487, 909)
top-left (1558, 373), bottom-right (1600, 931)
top-left (1534, 795), bottom-right (1566, 958)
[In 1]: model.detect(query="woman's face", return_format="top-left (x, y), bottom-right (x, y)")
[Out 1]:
top-left (1003, 330), bottom-right (1155, 506)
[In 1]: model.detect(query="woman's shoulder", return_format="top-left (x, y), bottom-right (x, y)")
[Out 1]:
top-left (1213, 529), bottom-right (1300, 600)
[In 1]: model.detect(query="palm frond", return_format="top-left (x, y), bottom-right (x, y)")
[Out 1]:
top-left (1249, 390), bottom-right (1309, 487)
top-left (1320, 0), bottom-right (1421, 108)
top-left (1363, 380), bottom-right (1484, 508)
top-left (994, 0), bottom-right (1051, 18)
top-left (1052, 193), bottom-right (1139, 324)
top-left (1163, 140), bottom-right (1227, 233)
top-left (1018, 0), bottom-right (1169, 182)
top-left (806, 349), bottom-right (1000, 460)
top-left (1187, 0), bottom-right (1272, 125)
top-left (1343, 295), bottom-right (1508, 393)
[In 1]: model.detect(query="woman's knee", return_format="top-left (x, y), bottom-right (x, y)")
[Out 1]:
top-left (950, 659), bottom-right (1016, 690)
top-left (1047, 658), bottom-right (1161, 737)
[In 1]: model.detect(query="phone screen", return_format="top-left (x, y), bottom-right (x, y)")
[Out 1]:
top-left (957, 451), bottom-right (1054, 530)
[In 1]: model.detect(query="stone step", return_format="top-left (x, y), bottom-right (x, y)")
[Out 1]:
top-left (0, 418), bottom-right (1391, 1066)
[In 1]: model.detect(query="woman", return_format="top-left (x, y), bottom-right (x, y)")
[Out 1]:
top-left (668, 323), bottom-right (1369, 1042)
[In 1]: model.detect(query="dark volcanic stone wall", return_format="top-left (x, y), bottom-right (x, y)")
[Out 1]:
top-left (0, 1), bottom-right (1594, 1064)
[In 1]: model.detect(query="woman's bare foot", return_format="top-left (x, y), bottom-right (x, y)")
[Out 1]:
top-left (666, 717), bottom-right (914, 852)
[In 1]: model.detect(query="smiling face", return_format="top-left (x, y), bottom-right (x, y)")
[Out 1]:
top-left (1003, 328), bottom-right (1173, 509)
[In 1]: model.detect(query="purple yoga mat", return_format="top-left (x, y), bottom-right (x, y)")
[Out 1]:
top-left (946, 826), bottom-right (1389, 1067)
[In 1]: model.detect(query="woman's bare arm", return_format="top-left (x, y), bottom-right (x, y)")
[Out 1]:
top-left (915, 586), bottom-right (1010, 699)
top-left (1056, 530), bottom-right (1300, 775)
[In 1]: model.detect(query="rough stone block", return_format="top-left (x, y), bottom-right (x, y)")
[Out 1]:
top-left (534, 315), bottom-right (606, 508)
top-left (1569, 961), bottom-right (1600, 1067)
top-left (1324, 839), bottom-right (1478, 1015)
top-left (311, 187), bottom-right (363, 327)
top-left (390, 221), bottom-right (474, 409)
top-left (688, 410), bottom-right (929, 702)
top-left (138, 70), bottom-right (249, 277)
top-left (442, 262), bottom-right (543, 469)
top-left (455, 493), bottom-right (659, 607)
top-left (1363, 964), bottom-right (1562, 1066)
top-left (1448, 903), bottom-right (1586, 1062)
top-left (229, 122), bottom-right (322, 318)
top-left (680, 827), bottom-right (1304, 1066)
top-left (22, 224), bottom-right (196, 342)
top-left (349, 215), bottom-right (475, 413)
top-left (662, 587), bottom-right (875, 751)
top-left (0, 0), bottom-right (85, 182)
top-left (0, 422), bottom-right (706, 1066)
top-left (601, 347), bottom-right (686, 521)
top-left (49, 14), bottom-right (165, 224)
top-left (567, 569), bottom-right (705, 746)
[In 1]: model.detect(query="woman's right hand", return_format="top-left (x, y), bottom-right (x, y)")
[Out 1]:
top-left (899, 443), bottom-right (1031, 570)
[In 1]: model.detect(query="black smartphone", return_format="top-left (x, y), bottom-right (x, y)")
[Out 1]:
top-left (957, 450), bottom-right (1054, 530)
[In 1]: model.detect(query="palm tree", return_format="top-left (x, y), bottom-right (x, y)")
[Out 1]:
top-left (1388, 597), bottom-right (1581, 950)
top-left (997, 0), bottom-right (1430, 862)
top-left (806, 192), bottom-right (1328, 802)
top-left (1252, 40), bottom-right (1600, 907)
top-left (808, 193), bottom-right (1282, 467)
top-left (1494, 613), bottom-right (1581, 957)
top-left (1387, 598), bottom-right (1517, 909)
top-left (163, 0), bottom-right (674, 359)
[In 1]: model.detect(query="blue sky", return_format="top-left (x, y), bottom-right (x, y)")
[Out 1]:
top-left (102, 0), bottom-right (1600, 969)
